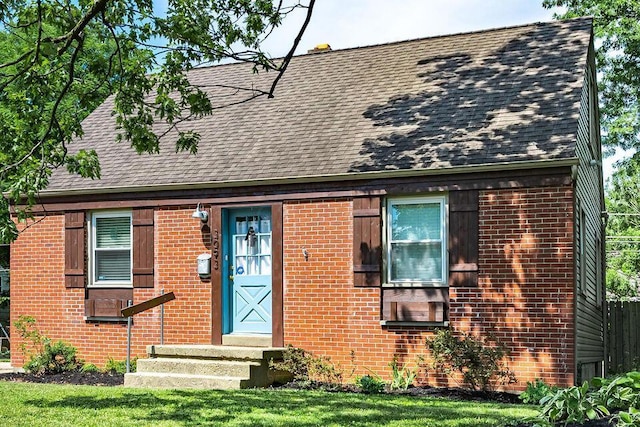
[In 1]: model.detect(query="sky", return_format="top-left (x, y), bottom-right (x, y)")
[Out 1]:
top-left (154, 0), bottom-right (624, 178)
top-left (260, 0), bottom-right (560, 56)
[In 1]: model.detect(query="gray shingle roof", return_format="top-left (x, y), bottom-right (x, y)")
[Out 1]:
top-left (45, 18), bottom-right (592, 194)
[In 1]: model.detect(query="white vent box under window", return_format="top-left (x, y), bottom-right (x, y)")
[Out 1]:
top-left (197, 253), bottom-right (211, 278)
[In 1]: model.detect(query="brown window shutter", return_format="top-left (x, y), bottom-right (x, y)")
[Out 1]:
top-left (382, 288), bottom-right (449, 322)
top-left (65, 212), bottom-right (86, 288)
top-left (449, 190), bottom-right (479, 287)
top-left (84, 299), bottom-right (128, 318)
top-left (132, 208), bottom-right (154, 288)
top-left (353, 196), bottom-right (382, 287)
top-left (85, 288), bottom-right (133, 318)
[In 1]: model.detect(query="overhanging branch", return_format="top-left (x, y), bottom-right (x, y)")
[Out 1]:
top-left (267, 0), bottom-right (315, 98)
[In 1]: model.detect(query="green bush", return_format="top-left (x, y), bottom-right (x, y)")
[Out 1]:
top-left (519, 379), bottom-right (558, 405)
top-left (591, 371), bottom-right (640, 411)
top-left (14, 315), bottom-right (45, 361)
top-left (616, 407), bottom-right (640, 427)
top-left (80, 363), bottom-right (99, 373)
top-left (15, 315), bottom-right (81, 374)
top-left (426, 329), bottom-right (516, 391)
top-left (356, 374), bottom-right (386, 394)
top-left (24, 340), bottom-right (80, 374)
top-left (537, 382), bottom-right (609, 425)
top-left (105, 357), bottom-right (136, 374)
top-left (531, 372), bottom-right (640, 426)
top-left (269, 345), bottom-right (342, 384)
top-left (389, 356), bottom-right (419, 391)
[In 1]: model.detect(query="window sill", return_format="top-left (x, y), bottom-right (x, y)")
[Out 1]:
top-left (87, 284), bottom-right (133, 289)
top-left (84, 316), bottom-right (128, 323)
top-left (380, 320), bottom-right (449, 328)
top-left (382, 282), bottom-right (448, 288)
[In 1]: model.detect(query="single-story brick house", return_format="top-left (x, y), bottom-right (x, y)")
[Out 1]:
top-left (10, 17), bottom-right (605, 389)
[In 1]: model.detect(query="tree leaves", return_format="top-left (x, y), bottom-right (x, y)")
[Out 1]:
top-left (605, 155), bottom-right (640, 298)
top-left (544, 1), bottom-right (640, 297)
top-left (0, 0), bottom-right (315, 242)
top-left (543, 0), bottom-right (640, 150)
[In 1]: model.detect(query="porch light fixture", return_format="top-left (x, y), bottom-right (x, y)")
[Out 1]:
top-left (192, 203), bottom-right (209, 223)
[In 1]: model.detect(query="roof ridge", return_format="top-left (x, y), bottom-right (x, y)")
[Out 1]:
top-left (186, 16), bottom-right (593, 73)
top-left (189, 16), bottom-right (593, 71)
top-left (294, 16), bottom-right (592, 58)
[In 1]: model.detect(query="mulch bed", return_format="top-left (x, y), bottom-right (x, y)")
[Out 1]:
top-left (275, 379), bottom-right (521, 403)
top-left (0, 371), bottom-right (124, 386)
top-left (0, 372), bottom-right (520, 403)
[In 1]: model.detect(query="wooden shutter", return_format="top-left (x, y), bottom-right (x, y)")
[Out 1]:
top-left (449, 190), bottom-right (479, 287)
top-left (132, 208), bottom-right (154, 288)
top-left (353, 196), bottom-right (382, 287)
top-left (65, 211), bottom-right (86, 288)
top-left (382, 288), bottom-right (449, 322)
top-left (84, 288), bottom-right (133, 318)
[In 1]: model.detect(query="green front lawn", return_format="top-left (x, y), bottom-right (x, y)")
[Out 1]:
top-left (0, 382), bottom-right (536, 427)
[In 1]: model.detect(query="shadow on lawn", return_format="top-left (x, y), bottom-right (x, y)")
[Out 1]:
top-left (25, 388), bottom-right (526, 426)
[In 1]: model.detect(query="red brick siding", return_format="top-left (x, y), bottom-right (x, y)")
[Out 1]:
top-left (10, 208), bottom-right (212, 368)
top-left (10, 188), bottom-right (575, 389)
top-left (10, 214), bottom-right (157, 367)
top-left (465, 187), bottom-right (575, 387)
top-left (282, 199), bottom-right (435, 378)
top-left (283, 188), bottom-right (575, 389)
top-left (155, 207), bottom-right (212, 344)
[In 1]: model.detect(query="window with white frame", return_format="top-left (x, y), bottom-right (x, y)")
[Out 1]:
top-left (91, 212), bottom-right (132, 286)
top-left (386, 196), bottom-right (447, 285)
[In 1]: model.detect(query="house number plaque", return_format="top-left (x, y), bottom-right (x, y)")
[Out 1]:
top-left (212, 229), bottom-right (220, 270)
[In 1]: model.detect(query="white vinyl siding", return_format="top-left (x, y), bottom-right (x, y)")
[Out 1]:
top-left (91, 212), bottom-right (132, 286)
top-left (387, 196), bottom-right (447, 285)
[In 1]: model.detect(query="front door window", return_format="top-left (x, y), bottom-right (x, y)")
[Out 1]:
top-left (228, 208), bottom-right (272, 334)
top-left (234, 215), bottom-right (271, 276)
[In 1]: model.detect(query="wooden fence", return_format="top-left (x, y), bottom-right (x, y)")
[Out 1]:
top-left (608, 301), bottom-right (640, 373)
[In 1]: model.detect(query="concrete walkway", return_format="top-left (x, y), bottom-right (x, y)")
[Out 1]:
top-left (0, 361), bottom-right (15, 373)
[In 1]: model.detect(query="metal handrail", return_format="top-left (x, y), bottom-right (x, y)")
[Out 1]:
top-left (120, 291), bottom-right (176, 373)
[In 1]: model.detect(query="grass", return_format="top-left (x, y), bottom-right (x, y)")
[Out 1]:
top-left (0, 358), bottom-right (9, 362)
top-left (0, 382), bottom-right (537, 427)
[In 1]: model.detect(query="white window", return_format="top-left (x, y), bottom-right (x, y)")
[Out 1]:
top-left (386, 196), bottom-right (447, 285)
top-left (90, 211), bottom-right (132, 286)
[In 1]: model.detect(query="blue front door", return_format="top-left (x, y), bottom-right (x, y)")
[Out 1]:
top-left (226, 208), bottom-right (272, 334)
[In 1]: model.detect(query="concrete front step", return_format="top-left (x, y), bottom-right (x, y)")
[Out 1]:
top-left (222, 334), bottom-right (272, 347)
top-left (136, 357), bottom-right (260, 377)
top-left (124, 372), bottom-right (251, 390)
top-left (125, 344), bottom-right (291, 390)
top-left (146, 344), bottom-right (285, 361)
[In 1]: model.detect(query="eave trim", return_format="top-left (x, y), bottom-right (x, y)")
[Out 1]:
top-left (38, 158), bottom-right (578, 198)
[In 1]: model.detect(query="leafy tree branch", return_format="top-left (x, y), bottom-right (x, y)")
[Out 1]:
top-left (0, 0), bottom-right (315, 242)
top-left (544, 0), bottom-right (640, 298)
top-left (544, 0), bottom-right (640, 152)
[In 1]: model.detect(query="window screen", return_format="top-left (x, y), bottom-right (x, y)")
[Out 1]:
top-left (388, 198), bottom-right (446, 283)
top-left (93, 214), bottom-right (132, 284)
